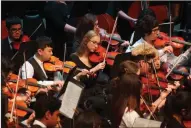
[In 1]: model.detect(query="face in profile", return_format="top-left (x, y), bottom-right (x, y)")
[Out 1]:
top-left (87, 36), bottom-right (101, 52)
top-left (147, 26), bottom-right (160, 41)
top-left (153, 56), bottom-right (160, 70)
top-left (9, 24), bottom-right (22, 40)
top-left (38, 46), bottom-right (53, 61)
top-left (46, 110), bottom-right (60, 127)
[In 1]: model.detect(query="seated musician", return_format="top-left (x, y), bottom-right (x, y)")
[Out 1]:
top-left (72, 13), bottom-right (129, 52)
top-left (31, 92), bottom-right (61, 128)
top-left (126, 15), bottom-right (191, 68)
top-left (161, 91), bottom-right (191, 128)
top-left (70, 30), bottom-right (106, 87)
top-left (74, 110), bottom-right (102, 128)
top-left (2, 16), bottom-right (29, 73)
top-left (21, 36), bottom-right (64, 89)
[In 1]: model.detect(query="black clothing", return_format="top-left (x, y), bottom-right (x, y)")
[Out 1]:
top-left (110, 52), bottom-right (132, 78)
top-left (44, 1), bottom-right (74, 60)
top-left (70, 53), bottom-right (97, 88)
top-left (27, 57), bottom-right (48, 81)
top-left (1, 37), bottom-right (23, 74)
top-left (161, 117), bottom-right (184, 128)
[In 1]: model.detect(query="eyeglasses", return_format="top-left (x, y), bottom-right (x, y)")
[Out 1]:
top-left (90, 40), bottom-right (100, 46)
top-left (10, 27), bottom-right (22, 33)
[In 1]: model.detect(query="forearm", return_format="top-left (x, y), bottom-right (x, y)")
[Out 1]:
top-left (64, 24), bottom-right (76, 34)
top-left (118, 10), bottom-right (137, 22)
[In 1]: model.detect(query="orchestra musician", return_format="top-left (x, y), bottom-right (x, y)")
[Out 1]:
top-left (31, 92), bottom-right (61, 128)
top-left (21, 36), bottom-right (64, 90)
top-left (2, 16), bottom-right (30, 74)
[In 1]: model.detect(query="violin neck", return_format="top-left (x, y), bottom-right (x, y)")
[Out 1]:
top-left (16, 105), bottom-right (34, 114)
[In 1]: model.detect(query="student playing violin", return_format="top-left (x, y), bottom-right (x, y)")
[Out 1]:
top-left (21, 36), bottom-right (64, 91)
top-left (70, 30), bottom-right (106, 87)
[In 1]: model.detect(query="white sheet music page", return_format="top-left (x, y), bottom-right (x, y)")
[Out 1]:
top-left (59, 81), bottom-right (83, 119)
top-left (133, 118), bottom-right (161, 127)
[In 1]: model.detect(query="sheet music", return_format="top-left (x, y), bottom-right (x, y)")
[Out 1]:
top-left (59, 81), bottom-right (83, 119)
top-left (132, 118), bottom-right (161, 127)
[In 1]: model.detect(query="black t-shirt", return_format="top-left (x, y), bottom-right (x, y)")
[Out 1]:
top-left (70, 53), bottom-right (97, 88)
top-left (44, 1), bottom-right (73, 39)
top-left (70, 1), bottom-right (110, 18)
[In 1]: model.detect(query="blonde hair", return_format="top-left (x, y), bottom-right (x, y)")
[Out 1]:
top-left (131, 43), bottom-right (158, 57)
top-left (76, 30), bottom-right (100, 56)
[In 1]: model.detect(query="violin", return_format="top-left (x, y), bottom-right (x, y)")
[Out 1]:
top-left (44, 57), bottom-right (84, 73)
top-left (161, 62), bottom-right (189, 81)
top-left (12, 35), bottom-right (30, 50)
top-left (154, 32), bottom-right (184, 56)
top-left (8, 100), bottom-right (34, 118)
top-left (89, 45), bottom-right (120, 66)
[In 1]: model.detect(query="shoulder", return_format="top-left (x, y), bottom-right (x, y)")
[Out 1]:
top-left (2, 37), bottom-right (9, 46)
top-left (120, 107), bottom-right (140, 127)
top-left (70, 53), bottom-right (79, 60)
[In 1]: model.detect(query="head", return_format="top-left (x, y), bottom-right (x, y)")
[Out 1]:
top-left (131, 43), bottom-right (158, 75)
top-left (76, 13), bottom-right (98, 40)
top-left (6, 16), bottom-right (22, 40)
top-left (36, 36), bottom-right (53, 62)
top-left (77, 30), bottom-right (100, 55)
top-left (1, 56), bottom-right (14, 79)
top-left (119, 60), bottom-right (140, 76)
top-left (136, 15), bottom-right (159, 41)
top-left (164, 91), bottom-right (191, 119)
top-left (112, 73), bottom-right (142, 127)
top-left (34, 92), bottom-right (61, 127)
top-left (74, 111), bottom-right (102, 128)
top-left (152, 52), bottom-right (160, 70)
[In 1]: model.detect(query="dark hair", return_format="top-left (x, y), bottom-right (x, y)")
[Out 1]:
top-left (74, 111), bottom-right (102, 128)
top-left (164, 91), bottom-right (191, 118)
top-left (36, 36), bottom-right (53, 50)
top-left (136, 15), bottom-right (159, 37)
top-left (34, 92), bottom-right (61, 119)
top-left (111, 73), bottom-right (142, 127)
top-left (1, 56), bottom-right (14, 79)
top-left (75, 13), bottom-right (97, 41)
top-left (6, 16), bottom-right (22, 30)
top-left (133, 9), bottom-right (156, 43)
top-left (137, 8), bottom-right (156, 21)
top-left (118, 60), bottom-right (139, 76)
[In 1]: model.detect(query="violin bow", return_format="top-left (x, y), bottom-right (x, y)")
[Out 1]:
top-left (62, 43), bottom-right (67, 78)
top-left (10, 68), bottom-right (21, 124)
top-left (103, 15), bottom-right (119, 63)
top-left (151, 60), bottom-right (162, 93)
top-left (140, 95), bottom-right (157, 120)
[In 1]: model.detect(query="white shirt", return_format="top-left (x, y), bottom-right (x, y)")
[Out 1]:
top-left (125, 38), bottom-right (167, 62)
top-left (33, 120), bottom-right (47, 128)
top-left (125, 38), bottom-right (147, 53)
top-left (21, 55), bottom-right (54, 86)
top-left (119, 107), bottom-right (140, 128)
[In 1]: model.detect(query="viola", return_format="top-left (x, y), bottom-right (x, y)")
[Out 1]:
top-left (161, 62), bottom-right (189, 81)
top-left (44, 57), bottom-right (83, 73)
top-left (154, 32), bottom-right (184, 56)
top-left (141, 71), bottom-right (168, 96)
top-left (12, 35), bottom-right (30, 50)
top-left (89, 45), bottom-right (120, 66)
top-left (8, 100), bottom-right (34, 118)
